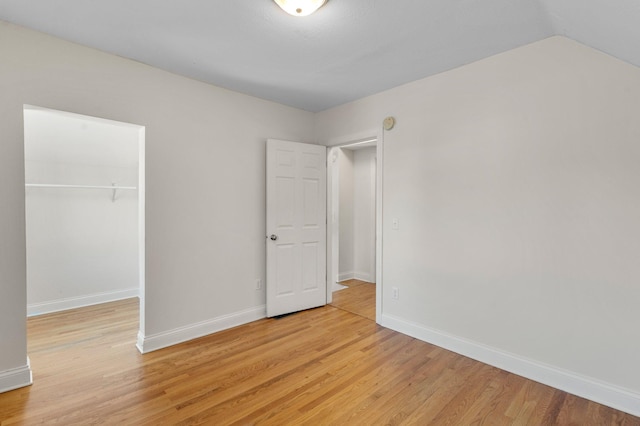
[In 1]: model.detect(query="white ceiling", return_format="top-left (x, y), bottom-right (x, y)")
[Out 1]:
top-left (1, 0), bottom-right (639, 112)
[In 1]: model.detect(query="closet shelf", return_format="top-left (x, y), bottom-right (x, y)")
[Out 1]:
top-left (25, 183), bottom-right (137, 190)
top-left (25, 183), bottom-right (137, 202)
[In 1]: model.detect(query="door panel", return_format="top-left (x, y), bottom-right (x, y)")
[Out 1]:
top-left (266, 139), bottom-right (327, 317)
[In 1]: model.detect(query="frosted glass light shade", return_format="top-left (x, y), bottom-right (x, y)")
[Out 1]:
top-left (274, 0), bottom-right (327, 17)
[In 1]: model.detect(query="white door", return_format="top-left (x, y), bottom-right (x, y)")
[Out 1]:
top-left (266, 139), bottom-right (327, 317)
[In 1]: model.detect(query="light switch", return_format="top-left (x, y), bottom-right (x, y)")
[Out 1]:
top-left (392, 218), bottom-right (399, 230)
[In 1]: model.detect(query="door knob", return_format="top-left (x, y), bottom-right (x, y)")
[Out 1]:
top-left (269, 234), bottom-right (278, 241)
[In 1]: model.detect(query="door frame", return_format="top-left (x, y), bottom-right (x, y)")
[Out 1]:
top-left (325, 128), bottom-right (384, 323)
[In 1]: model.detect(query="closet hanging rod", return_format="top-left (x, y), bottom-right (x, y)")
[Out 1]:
top-left (25, 183), bottom-right (137, 190)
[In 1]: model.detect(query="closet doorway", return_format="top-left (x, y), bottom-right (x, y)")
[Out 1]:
top-left (327, 139), bottom-right (377, 320)
top-left (23, 105), bottom-right (145, 347)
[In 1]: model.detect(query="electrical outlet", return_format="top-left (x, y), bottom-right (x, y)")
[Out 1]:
top-left (392, 218), bottom-right (400, 230)
top-left (255, 279), bottom-right (262, 291)
top-left (392, 286), bottom-right (399, 300)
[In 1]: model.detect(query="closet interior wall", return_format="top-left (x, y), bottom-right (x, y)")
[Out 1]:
top-left (24, 107), bottom-right (140, 316)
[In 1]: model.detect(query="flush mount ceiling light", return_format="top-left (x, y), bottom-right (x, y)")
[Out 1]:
top-left (273, 0), bottom-right (327, 17)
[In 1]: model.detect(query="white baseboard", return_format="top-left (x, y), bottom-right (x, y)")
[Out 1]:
top-left (137, 305), bottom-right (267, 354)
top-left (27, 288), bottom-right (139, 317)
top-left (339, 271), bottom-right (375, 283)
top-left (354, 271), bottom-right (375, 283)
top-left (337, 272), bottom-right (354, 282)
top-left (0, 358), bottom-right (32, 394)
top-left (380, 313), bottom-right (640, 418)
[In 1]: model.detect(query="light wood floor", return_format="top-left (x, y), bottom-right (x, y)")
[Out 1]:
top-left (1, 299), bottom-right (638, 425)
top-left (330, 279), bottom-right (376, 320)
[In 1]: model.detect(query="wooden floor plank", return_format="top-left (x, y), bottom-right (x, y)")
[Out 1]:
top-left (330, 279), bottom-right (376, 320)
top-left (0, 297), bottom-right (638, 425)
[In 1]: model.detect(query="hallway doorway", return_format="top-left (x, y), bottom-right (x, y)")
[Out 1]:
top-left (327, 137), bottom-right (379, 321)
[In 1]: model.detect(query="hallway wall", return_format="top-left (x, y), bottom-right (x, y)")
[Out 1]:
top-left (337, 148), bottom-right (354, 280)
top-left (337, 146), bottom-right (376, 283)
top-left (352, 147), bottom-right (376, 283)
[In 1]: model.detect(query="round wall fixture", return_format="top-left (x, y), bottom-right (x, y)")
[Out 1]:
top-left (383, 116), bottom-right (396, 131)
top-left (274, 0), bottom-right (327, 16)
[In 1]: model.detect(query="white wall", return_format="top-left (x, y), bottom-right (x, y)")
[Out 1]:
top-left (24, 108), bottom-right (139, 315)
top-left (352, 147), bottom-right (376, 283)
top-left (337, 149), bottom-right (354, 280)
top-left (0, 20), bottom-right (314, 390)
top-left (3, 21), bottom-right (639, 415)
top-left (316, 36), bottom-right (640, 415)
top-left (337, 146), bottom-right (376, 283)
